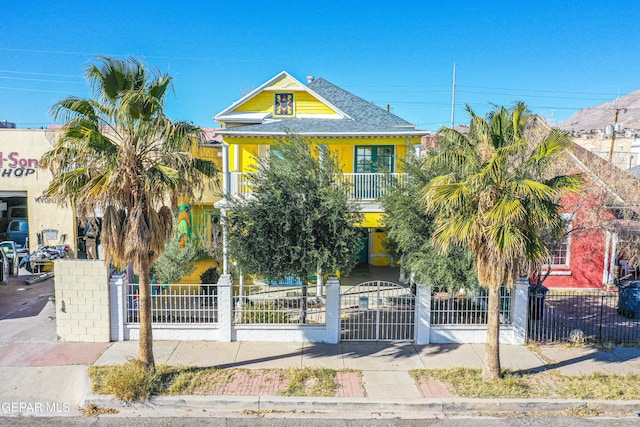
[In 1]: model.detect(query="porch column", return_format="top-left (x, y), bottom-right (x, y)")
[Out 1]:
top-left (217, 274), bottom-right (233, 342)
top-left (222, 142), bottom-right (230, 195)
top-left (325, 276), bottom-right (341, 344)
top-left (221, 207), bottom-right (229, 275)
top-left (608, 232), bottom-right (619, 284)
top-left (512, 277), bottom-right (529, 345)
top-left (414, 284), bottom-right (431, 345)
top-left (602, 231), bottom-right (611, 285)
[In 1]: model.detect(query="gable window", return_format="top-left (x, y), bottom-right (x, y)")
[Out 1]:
top-left (355, 146), bottom-right (394, 173)
top-left (274, 93), bottom-right (294, 117)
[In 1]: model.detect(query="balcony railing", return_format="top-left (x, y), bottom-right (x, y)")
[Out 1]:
top-left (229, 172), bottom-right (405, 201)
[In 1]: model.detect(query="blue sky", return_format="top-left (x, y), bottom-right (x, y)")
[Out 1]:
top-left (1, 1), bottom-right (639, 131)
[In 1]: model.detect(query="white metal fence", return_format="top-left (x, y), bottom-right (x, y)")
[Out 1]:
top-left (233, 285), bottom-right (326, 325)
top-left (430, 287), bottom-right (513, 325)
top-left (126, 283), bottom-right (218, 324)
top-left (229, 171), bottom-right (405, 200)
top-left (109, 274), bottom-right (529, 344)
top-left (336, 173), bottom-right (405, 200)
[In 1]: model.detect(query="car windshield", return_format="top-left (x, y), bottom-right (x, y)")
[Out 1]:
top-left (9, 221), bottom-right (27, 232)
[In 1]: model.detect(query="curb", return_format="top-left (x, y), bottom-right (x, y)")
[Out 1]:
top-left (81, 394), bottom-right (640, 416)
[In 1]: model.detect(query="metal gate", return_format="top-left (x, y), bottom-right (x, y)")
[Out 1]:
top-left (340, 281), bottom-right (415, 341)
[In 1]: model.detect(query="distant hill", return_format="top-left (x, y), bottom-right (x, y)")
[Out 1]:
top-left (558, 90), bottom-right (640, 131)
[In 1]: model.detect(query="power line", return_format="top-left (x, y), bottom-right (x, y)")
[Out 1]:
top-left (0, 69), bottom-right (79, 78)
top-left (0, 86), bottom-right (74, 94)
top-left (0, 75), bottom-right (83, 85)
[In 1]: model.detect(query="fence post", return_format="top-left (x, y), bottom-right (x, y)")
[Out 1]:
top-left (217, 274), bottom-right (233, 342)
top-left (414, 284), bottom-right (431, 345)
top-left (325, 276), bottom-right (341, 344)
top-left (109, 273), bottom-right (127, 341)
top-left (512, 277), bottom-right (529, 345)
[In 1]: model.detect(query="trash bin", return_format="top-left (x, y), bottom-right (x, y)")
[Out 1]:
top-left (617, 281), bottom-right (640, 319)
top-left (528, 283), bottom-right (548, 320)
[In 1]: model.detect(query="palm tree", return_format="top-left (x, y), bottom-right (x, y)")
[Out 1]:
top-left (422, 103), bottom-right (582, 380)
top-left (41, 56), bottom-right (218, 370)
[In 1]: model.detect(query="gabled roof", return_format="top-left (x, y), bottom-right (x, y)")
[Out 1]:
top-left (215, 72), bottom-right (427, 138)
top-left (529, 116), bottom-right (640, 206)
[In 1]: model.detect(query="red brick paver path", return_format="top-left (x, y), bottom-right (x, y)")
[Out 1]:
top-left (204, 369), bottom-right (365, 398)
top-left (209, 370), bottom-right (289, 396)
top-left (335, 371), bottom-right (366, 398)
top-left (417, 378), bottom-right (454, 398)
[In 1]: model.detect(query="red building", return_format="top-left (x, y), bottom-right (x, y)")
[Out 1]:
top-left (540, 135), bottom-right (640, 289)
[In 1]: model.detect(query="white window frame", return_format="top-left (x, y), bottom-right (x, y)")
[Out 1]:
top-left (550, 213), bottom-right (574, 268)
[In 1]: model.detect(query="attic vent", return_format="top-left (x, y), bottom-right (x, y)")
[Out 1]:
top-left (306, 75), bottom-right (315, 84)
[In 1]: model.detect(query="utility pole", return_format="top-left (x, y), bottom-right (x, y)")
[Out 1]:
top-left (450, 62), bottom-right (456, 128)
top-left (608, 108), bottom-right (627, 163)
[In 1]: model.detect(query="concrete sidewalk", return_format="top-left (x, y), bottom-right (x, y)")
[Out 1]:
top-left (3, 298), bottom-right (640, 417)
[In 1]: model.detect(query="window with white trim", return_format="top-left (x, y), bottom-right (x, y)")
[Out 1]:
top-left (550, 215), bottom-right (572, 267)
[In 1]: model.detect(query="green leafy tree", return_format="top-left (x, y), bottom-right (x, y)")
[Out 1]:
top-left (422, 103), bottom-right (582, 380)
top-left (41, 56), bottom-right (218, 370)
top-left (150, 227), bottom-right (199, 284)
top-left (226, 135), bottom-right (362, 319)
top-left (382, 151), bottom-right (477, 290)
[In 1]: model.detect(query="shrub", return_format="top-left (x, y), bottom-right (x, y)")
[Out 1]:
top-left (200, 267), bottom-right (220, 284)
top-left (89, 359), bottom-right (161, 403)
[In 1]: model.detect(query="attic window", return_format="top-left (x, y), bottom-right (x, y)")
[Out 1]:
top-left (274, 93), bottom-right (294, 117)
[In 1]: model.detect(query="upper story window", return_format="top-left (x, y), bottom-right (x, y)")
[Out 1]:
top-left (355, 146), bottom-right (394, 173)
top-left (274, 93), bottom-right (294, 117)
top-left (550, 215), bottom-right (572, 267)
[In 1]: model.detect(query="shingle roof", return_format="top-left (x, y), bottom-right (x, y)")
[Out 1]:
top-left (217, 76), bottom-right (426, 137)
top-left (307, 78), bottom-right (416, 129)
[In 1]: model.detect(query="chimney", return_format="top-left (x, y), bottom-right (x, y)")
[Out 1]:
top-left (306, 75), bottom-right (315, 84)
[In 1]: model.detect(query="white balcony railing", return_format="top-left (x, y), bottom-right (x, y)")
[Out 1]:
top-left (228, 172), bottom-right (405, 201)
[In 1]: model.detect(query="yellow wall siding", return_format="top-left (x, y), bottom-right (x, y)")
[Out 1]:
top-left (295, 92), bottom-right (339, 115)
top-left (268, 75), bottom-right (303, 90)
top-left (372, 230), bottom-right (390, 267)
top-left (192, 145), bottom-right (222, 204)
top-left (359, 212), bottom-right (384, 228)
top-left (241, 145), bottom-right (260, 170)
top-left (236, 92), bottom-right (275, 114)
top-left (224, 137), bottom-right (419, 175)
top-left (234, 91), bottom-right (338, 117)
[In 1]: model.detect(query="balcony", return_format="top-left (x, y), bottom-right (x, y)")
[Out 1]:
top-left (228, 172), bottom-right (406, 201)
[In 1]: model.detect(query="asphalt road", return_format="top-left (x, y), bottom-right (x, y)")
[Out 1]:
top-left (0, 415), bottom-right (638, 426)
top-left (0, 275), bottom-right (54, 321)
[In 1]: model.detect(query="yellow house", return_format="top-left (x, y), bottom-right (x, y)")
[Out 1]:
top-left (214, 72), bottom-right (428, 268)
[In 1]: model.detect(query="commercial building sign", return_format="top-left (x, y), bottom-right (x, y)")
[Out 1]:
top-left (0, 152), bottom-right (39, 178)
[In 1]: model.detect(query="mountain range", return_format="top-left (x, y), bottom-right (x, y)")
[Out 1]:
top-left (558, 90), bottom-right (640, 131)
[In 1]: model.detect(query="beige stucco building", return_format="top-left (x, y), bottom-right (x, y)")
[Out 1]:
top-left (0, 128), bottom-right (77, 255)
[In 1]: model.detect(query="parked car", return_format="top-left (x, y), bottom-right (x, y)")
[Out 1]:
top-left (0, 248), bottom-right (9, 284)
top-left (0, 240), bottom-right (26, 276)
top-left (6, 219), bottom-right (28, 248)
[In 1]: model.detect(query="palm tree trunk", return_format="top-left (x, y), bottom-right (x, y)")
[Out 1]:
top-left (138, 255), bottom-right (155, 370)
top-left (482, 284), bottom-right (501, 380)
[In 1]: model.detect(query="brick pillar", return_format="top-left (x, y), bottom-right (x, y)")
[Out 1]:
top-left (55, 259), bottom-right (110, 342)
